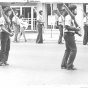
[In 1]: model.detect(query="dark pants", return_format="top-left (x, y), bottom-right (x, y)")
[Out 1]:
top-left (83, 26), bottom-right (88, 45)
top-left (61, 32), bottom-right (77, 69)
top-left (13, 24), bottom-right (19, 42)
top-left (58, 25), bottom-right (63, 44)
top-left (36, 24), bottom-right (43, 43)
top-left (0, 32), bottom-right (10, 63)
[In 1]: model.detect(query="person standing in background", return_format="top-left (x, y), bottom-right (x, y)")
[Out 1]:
top-left (58, 9), bottom-right (64, 44)
top-left (36, 10), bottom-right (44, 43)
top-left (83, 12), bottom-right (88, 45)
top-left (12, 10), bottom-right (19, 43)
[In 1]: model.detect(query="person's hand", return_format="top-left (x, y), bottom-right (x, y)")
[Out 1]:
top-left (76, 26), bottom-right (81, 31)
top-left (9, 32), bottom-right (14, 37)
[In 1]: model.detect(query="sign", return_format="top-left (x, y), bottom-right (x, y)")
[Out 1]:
top-left (48, 15), bottom-right (55, 25)
top-left (86, 5), bottom-right (88, 13)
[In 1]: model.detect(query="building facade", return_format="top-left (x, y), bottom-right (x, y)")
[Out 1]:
top-left (0, 2), bottom-right (88, 41)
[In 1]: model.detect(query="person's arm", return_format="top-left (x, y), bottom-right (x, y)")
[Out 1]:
top-left (65, 15), bottom-right (79, 31)
top-left (65, 25), bottom-right (79, 31)
top-left (1, 25), bottom-right (13, 36)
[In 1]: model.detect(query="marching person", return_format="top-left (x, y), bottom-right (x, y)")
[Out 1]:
top-left (36, 10), bottom-right (44, 43)
top-left (18, 15), bottom-right (27, 42)
top-left (12, 10), bottom-right (20, 43)
top-left (61, 5), bottom-right (81, 70)
top-left (0, 6), bottom-right (13, 66)
top-left (58, 9), bottom-right (64, 44)
top-left (83, 12), bottom-right (88, 45)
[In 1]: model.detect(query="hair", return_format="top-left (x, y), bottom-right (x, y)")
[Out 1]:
top-left (4, 7), bottom-right (11, 14)
top-left (19, 15), bottom-right (24, 18)
top-left (63, 10), bottom-right (68, 17)
top-left (39, 10), bottom-right (43, 14)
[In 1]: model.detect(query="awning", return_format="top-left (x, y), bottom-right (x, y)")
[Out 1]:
top-left (0, 0), bottom-right (88, 3)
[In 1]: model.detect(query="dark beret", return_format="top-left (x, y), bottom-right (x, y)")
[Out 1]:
top-left (4, 6), bottom-right (11, 12)
top-left (68, 5), bottom-right (77, 11)
top-left (39, 10), bottom-right (43, 14)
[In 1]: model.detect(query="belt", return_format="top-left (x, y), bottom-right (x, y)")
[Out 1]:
top-left (64, 32), bottom-right (74, 35)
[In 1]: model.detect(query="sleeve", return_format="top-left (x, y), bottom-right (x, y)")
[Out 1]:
top-left (65, 15), bottom-right (72, 26)
top-left (0, 16), bottom-right (5, 26)
top-left (83, 17), bottom-right (86, 23)
top-left (37, 15), bottom-right (39, 20)
top-left (58, 16), bottom-right (62, 22)
top-left (12, 16), bottom-right (15, 22)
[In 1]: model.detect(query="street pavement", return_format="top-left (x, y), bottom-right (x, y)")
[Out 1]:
top-left (0, 32), bottom-right (88, 88)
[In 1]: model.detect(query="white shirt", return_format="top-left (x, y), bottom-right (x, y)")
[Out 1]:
top-left (19, 19), bottom-right (28, 29)
top-left (12, 16), bottom-right (19, 25)
top-left (0, 16), bottom-right (5, 25)
top-left (83, 16), bottom-right (88, 25)
top-left (64, 15), bottom-right (75, 33)
top-left (37, 14), bottom-right (44, 24)
top-left (58, 15), bottom-right (64, 26)
top-left (0, 16), bottom-right (5, 32)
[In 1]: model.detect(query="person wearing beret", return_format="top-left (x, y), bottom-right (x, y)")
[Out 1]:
top-left (12, 10), bottom-right (20, 43)
top-left (61, 5), bottom-right (80, 70)
top-left (83, 12), bottom-right (88, 45)
top-left (36, 10), bottom-right (44, 43)
top-left (0, 6), bottom-right (13, 66)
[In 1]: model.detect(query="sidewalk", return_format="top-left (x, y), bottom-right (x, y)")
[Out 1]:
top-left (11, 30), bottom-right (83, 43)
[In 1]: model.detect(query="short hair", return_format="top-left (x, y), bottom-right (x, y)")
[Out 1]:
top-left (39, 10), bottom-right (43, 14)
top-left (19, 15), bottom-right (24, 18)
top-left (4, 6), bottom-right (11, 14)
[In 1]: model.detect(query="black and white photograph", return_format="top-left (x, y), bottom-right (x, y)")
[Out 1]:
top-left (0, 0), bottom-right (88, 88)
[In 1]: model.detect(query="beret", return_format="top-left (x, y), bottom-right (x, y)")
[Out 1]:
top-left (68, 5), bottom-right (77, 10)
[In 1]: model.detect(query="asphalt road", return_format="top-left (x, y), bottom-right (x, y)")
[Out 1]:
top-left (0, 33), bottom-right (88, 88)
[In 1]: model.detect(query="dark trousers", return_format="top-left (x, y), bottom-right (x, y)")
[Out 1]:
top-left (0, 32), bottom-right (10, 63)
top-left (58, 25), bottom-right (63, 43)
top-left (13, 24), bottom-right (19, 42)
top-left (61, 32), bottom-right (77, 68)
top-left (83, 26), bottom-right (88, 45)
top-left (36, 24), bottom-right (43, 43)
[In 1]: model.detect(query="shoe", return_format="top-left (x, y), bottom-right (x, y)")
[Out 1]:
top-left (0, 62), bottom-right (4, 66)
top-left (25, 40), bottom-right (27, 42)
top-left (4, 62), bottom-right (9, 66)
top-left (58, 42), bottom-right (64, 44)
top-left (61, 66), bottom-right (66, 69)
top-left (66, 67), bottom-right (77, 70)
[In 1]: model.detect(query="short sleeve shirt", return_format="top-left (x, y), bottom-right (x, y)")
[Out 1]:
top-left (64, 15), bottom-right (75, 33)
top-left (83, 16), bottom-right (88, 25)
top-left (65, 15), bottom-right (75, 27)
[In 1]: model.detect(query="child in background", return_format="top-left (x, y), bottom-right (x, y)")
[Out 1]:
top-left (18, 15), bottom-right (28, 42)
